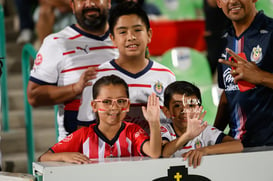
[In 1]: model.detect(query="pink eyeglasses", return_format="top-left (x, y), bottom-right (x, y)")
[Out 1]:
top-left (93, 98), bottom-right (129, 108)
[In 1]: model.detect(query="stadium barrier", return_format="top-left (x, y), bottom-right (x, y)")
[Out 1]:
top-left (33, 148), bottom-right (273, 181)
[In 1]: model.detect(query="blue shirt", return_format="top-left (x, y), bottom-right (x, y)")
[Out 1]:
top-left (218, 11), bottom-right (273, 147)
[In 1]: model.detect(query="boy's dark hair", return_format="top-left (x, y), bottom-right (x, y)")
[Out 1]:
top-left (93, 74), bottom-right (129, 99)
top-left (109, 1), bottom-right (150, 35)
top-left (164, 81), bottom-right (202, 108)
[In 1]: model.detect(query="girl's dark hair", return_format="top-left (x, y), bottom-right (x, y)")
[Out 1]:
top-left (164, 81), bottom-right (202, 108)
top-left (92, 74), bottom-right (129, 99)
top-left (109, 1), bottom-right (150, 35)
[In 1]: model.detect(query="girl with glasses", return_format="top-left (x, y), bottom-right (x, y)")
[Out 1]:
top-left (38, 75), bottom-right (162, 163)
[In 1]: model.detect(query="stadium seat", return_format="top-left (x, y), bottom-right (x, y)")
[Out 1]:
top-left (160, 47), bottom-right (212, 85)
top-left (147, 0), bottom-right (203, 20)
top-left (157, 47), bottom-right (217, 124)
top-left (148, 19), bottom-right (206, 56)
top-left (256, 0), bottom-right (273, 18)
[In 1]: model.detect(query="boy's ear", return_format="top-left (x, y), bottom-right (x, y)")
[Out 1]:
top-left (109, 33), bottom-right (117, 46)
top-left (147, 28), bottom-right (152, 44)
top-left (91, 101), bottom-right (98, 112)
top-left (162, 106), bottom-right (171, 118)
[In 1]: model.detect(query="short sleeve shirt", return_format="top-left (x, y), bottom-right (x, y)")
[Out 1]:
top-left (160, 123), bottom-right (224, 157)
top-left (217, 11), bottom-right (273, 147)
top-left (50, 122), bottom-right (149, 159)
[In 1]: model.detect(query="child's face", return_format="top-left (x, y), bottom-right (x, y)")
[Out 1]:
top-left (110, 14), bottom-right (152, 59)
top-left (91, 84), bottom-right (130, 126)
top-left (165, 93), bottom-right (200, 129)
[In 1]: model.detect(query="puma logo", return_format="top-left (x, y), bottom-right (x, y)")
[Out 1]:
top-left (76, 45), bottom-right (89, 54)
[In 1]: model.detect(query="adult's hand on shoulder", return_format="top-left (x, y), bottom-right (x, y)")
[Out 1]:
top-left (73, 67), bottom-right (97, 95)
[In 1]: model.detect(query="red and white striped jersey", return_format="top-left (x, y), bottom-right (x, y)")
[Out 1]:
top-left (77, 59), bottom-right (176, 133)
top-left (29, 25), bottom-right (119, 140)
top-left (160, 123), bottom-right (224, 157)
top-left (50, 122), bottom-right (149, 159)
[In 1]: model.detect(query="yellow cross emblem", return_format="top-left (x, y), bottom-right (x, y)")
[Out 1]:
top-left (174, 172), bottom-right (182, 181)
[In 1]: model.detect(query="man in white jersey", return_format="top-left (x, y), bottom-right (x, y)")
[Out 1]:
top-left (27, 0), bottom-right (118, 141)
top-left (77, 2), bottom-right (176, 133)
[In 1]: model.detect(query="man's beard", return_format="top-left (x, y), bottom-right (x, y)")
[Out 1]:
top-left (75, 7), bottom-right (108, 32)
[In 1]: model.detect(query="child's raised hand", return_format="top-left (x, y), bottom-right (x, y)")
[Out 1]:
top-left (184, 106), bottom-right (207, 140)
top-left (142, 93), bottom-right (160, 124)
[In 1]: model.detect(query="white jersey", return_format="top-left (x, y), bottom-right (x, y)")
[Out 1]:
top-left (160, 123), bottom-right (224, 157)
top-left (77, 59), bottom-right (176, 133)
top-left (29, 24), bottom-right (119, 141)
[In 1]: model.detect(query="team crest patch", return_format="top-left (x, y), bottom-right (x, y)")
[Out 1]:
top-left (135, 128), bottom-right (146, 138)
top-left (193, 139), bottom-right (203, 149)
top-left (250, 45), bottom-right (262, 63)
top-left (62, 134), bottom-right (73, 143)
top-left (153, 81), bottom-right (164, 95)
top-left (34, 53), bottom-right (43, 66)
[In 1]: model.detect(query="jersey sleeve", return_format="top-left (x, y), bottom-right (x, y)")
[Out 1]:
top-left (160, 123), bottom-right (173, 142)
top-left (30, 36), bottom-right (63, 84)
top-left (201, 125), bottom-right (224, 146)
top-left (77, 84), bottom-right (96, 124)
top-left (50, 128), bottom-right (86, 153)
top-left (130, 124), bottom-right (150, 156)
top-left (217, 63), bottom-right (226, 89)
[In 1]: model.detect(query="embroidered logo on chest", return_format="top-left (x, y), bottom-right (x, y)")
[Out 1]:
top-left (153, 81), bottom-right (164, 95)
top-left (250, 45), bottom-right (262, 64)
top-left (193, 139), bottom-right (203, 149)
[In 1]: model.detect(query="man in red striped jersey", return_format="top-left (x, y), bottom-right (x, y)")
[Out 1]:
top-left (27, 0), bottom-right (118, 141)
top-left (77, 2), bottom-right (176, 133)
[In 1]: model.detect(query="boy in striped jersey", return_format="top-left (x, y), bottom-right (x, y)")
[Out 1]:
top-left (38, 75), bottom-right (161, 162)
top-left (160, 81), bottom-right (243, 168)
top-left (77, 1), bottom-right (176, 133)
